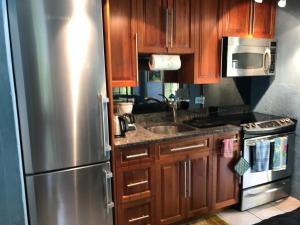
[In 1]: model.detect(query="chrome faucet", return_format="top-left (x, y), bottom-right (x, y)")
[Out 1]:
top-left (144, 94), bottom-right (178, 123)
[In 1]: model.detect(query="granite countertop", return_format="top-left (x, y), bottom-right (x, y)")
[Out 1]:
top-left (114, 122), bottom-right (241, 148)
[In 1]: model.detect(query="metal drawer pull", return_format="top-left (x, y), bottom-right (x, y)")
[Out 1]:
top-left (129, 215), bottom-right (150, 223)
top-left (170, 8), bottom-right (174, 48)
top-left (127, 180), bottom-right (148, 188)
top-left (135, 33), bottom-right (139, 83)
top-left (171, 143), bottom-right (207, 152)
top-left (165, 8), bottom-right (169, 47)
top-left (184, 161), bottom-right (187, 198)
top-left (126, 152), bottom-right (148, 159)
top-left (188, 160), bottom-right (191, 198)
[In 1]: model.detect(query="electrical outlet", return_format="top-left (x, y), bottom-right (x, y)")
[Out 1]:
top-left (195, 96), bottom-right (205, 105)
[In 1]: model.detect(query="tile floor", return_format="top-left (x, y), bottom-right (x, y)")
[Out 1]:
top-left (216, 197), bottom-right (300, 225)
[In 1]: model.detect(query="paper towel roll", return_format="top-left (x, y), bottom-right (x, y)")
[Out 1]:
top-left (149, 54), bottom-right (181, 71)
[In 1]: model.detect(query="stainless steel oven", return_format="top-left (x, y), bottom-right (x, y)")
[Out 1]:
top-left (221, 37), bottom-right (277, 77)
top-left (243, 132), bottom-right (295, 189)
top-left (240, 118), bottom-right (296, 211)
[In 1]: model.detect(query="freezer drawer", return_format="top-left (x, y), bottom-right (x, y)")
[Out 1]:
top-left (26, 162), bottom-right (114, 225)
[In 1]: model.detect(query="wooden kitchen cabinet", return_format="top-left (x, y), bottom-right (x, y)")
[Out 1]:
top-left (156, 156), bottom-right (186, 225)
top-left (220, 0), bottom-right (252, 37)
top-left (167, 0), bottom-right (195, 54)
top-left (212, 131), bottom-right (241, 210)
top-left (115, 144), bottom-right (156, 225)
top-left (195, 0), bottom-right (221, 84)
top-left (104, 0), bottom-right (138, 87)
top-left (115, 132), bottom-right (241, 225)
top-left (136, 0), bottom-right (168, 53)
top-left (186, 151), bottom-right (211, 218)
top-left (252, 0), bottom-right (276, 38)
top-left (117, 198), bottom-right (155, 225)
top-left (176, 0), bottom-right (221, 84)
top-left (220, 0), bottom-right (276, 38)
top-left (136, 0), bottom-right (195, 54)
top-left (156, 135), bottom-right (213, 225)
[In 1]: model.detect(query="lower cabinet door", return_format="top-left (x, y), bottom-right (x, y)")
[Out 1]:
top-left (213, 150), bottom-right (240, 209)
top-left (156, 158), bottom-right (186, 225)
top-left (186, 151), bottom-right (211, 218)
top-left (118, 198), bottom-right (155, 225)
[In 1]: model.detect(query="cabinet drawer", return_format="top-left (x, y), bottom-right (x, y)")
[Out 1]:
top-left (117, 164), bottom-right (155, 203)
top-left (118, 198), bottom-right (155, 225)
top-left (116, 145), bottom-right (154, 167)
top-left (158, 135), bottom-right (212, 156)
top-left (214, 131), bottom-right (241, 153)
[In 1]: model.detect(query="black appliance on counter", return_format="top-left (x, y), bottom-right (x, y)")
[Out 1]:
top-left (186, 112), bottom-right (297, 211)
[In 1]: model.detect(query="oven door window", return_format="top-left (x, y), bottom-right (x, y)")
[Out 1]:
top-left (232, 53), bottom-right (263, 69)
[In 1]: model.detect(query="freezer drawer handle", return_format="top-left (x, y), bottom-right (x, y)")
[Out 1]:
top-left (127, 180), bottom-right (148, 188)
top-left (129, 215), bottom-right (150, 223)
top-left (104, 170), bottom-right (114, 213)
top-left (98, 94), bottom-right (112, 157)
top-left (171, 142), bottom-right (207, 152)
top-left (125, 151), bottom-right (148, 159)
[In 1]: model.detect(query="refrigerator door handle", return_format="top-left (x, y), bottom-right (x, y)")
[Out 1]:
top-left (98, 94), bottom-right (112, 157)
top-left (104, 169), bottom-right (115, 213)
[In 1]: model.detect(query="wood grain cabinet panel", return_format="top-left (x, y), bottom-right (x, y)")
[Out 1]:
top-left (220, 0), bottom-right (252, 37)
top-left (156, 158), bottom-right (186, 225)
top-left (118, 198), bottom-right (155, 225)
top-left (186, 151), bottom-right (211, 218)
top-left (104, 0), bottom-right (138, 87)
top-left (117, 164), bottom-right (155, 203)
top-left (167, 0), bottom-right (195, 54)
top-left (136, 0), bottom-right (168, 53)
top-left (212, 132), bottom-right (241, 210)
top-left (195, 0), bottom-right (221, 84)
top-left (252, 0), bottom-right (276, 38)
top-left (220, 0), bottom-right (276, 38)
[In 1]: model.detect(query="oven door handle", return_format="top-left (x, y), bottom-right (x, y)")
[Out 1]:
top-left (244, 132), bottom-right (293, 144)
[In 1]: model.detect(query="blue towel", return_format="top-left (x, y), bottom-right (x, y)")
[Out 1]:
top-left (255, 140), bottom-right (270, 172)
top-left (273, 137), bottom-right (288, 171)
top-left (273, 138), bottom-right (282, 170)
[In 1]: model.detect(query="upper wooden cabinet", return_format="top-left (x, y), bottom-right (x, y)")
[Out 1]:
top-left (137, 0), bottom-right (195, 54)
top-left (220, 0), bottom-right (252, 37)
top-left (220, 0), bottom-right (276, 38)
top-left (136, 0), bottom-right (168, 53)
top-left (104, 0), bottom-right (138, 87)
top-left (252, 0), bottom-right (276, 38)
top-left (195, 0), bottom-right (221, 84)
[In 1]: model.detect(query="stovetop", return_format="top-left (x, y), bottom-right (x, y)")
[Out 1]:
top-left (185, 112), bottom-right (281, 127)
top-left (185, 112), bottom-right (296, 135)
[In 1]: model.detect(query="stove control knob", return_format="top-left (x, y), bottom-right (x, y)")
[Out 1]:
top-left (280, 119), bottom-right (286, 124)
top-left (251, 123), bottom-right (256, 128)
top-left (285, 118), bottom-right (291, 123)
top-left (245, 124), bottom-right (250, 129)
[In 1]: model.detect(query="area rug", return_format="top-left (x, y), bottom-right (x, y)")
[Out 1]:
top-left (254, 207), bottom-right (300, 225)
top-left (188, 215), bottom-right (229, 225)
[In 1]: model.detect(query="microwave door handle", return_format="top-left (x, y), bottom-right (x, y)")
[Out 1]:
top-left (263, 49), bottom-right (271, 74)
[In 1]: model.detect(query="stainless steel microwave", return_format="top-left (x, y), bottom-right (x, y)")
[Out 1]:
top-left (221, 37), bottom-right (277, 77)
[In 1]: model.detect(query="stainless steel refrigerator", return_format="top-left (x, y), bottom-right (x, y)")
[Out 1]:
top-left (5, 0), bottom-right (114, 224)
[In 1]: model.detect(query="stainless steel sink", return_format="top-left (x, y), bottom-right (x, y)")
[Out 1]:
top-left (145, 123), bottom-right (196, 135)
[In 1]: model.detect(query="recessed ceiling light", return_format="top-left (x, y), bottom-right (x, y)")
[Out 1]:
top-left (278, 0), bottom-right (286, 7)
top-left (254, 0), bottom-right (263, 3)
